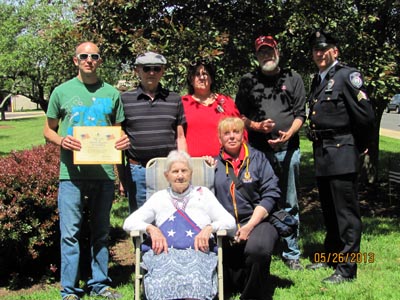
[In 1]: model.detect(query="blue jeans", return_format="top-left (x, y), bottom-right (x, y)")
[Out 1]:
top-left (127, 164), bottom-right (147, 212)
top-left (58, 180), bottom-right (114, 298)
top-left (274, 149), bottom-right (301, 260)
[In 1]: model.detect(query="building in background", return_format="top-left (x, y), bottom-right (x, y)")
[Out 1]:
top-left (11, 95), bottom-right (39, 111)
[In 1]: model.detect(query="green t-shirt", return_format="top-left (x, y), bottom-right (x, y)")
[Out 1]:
top-left (46, 77), bottom-right (125, 180)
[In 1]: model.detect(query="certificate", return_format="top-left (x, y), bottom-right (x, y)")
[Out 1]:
top-left (73, 126), bottom-right (122, 165)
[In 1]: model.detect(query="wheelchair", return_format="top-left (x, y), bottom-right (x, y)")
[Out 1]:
top-left (129, 157), bottom-right (227, 300)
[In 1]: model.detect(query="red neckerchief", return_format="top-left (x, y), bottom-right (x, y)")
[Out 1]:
top-left (222, 144), bottom-right (246, 175)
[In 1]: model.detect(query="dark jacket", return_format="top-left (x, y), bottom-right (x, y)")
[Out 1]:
top-left (214, 144), bottom-right (280, 225)
top-left (308, 62), bottom-right (375, 176)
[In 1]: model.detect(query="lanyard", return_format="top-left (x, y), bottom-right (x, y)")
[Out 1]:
top-left (229, 176), bottom-right (241, 230)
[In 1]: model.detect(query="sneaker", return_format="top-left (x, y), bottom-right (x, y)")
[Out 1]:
top-left (306, 262), bottom-right (330, 270)
top-left (322, 273), bottom-right (355, 284)
top-left (284, 259), bottom-right (303, 270)
top-left (63, 295), bottom-right (80, 300)
top-left (90, 287), bottom-right (122, 299)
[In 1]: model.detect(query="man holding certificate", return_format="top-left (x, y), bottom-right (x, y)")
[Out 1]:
top-left (44, 41), bottom-right (130, 300)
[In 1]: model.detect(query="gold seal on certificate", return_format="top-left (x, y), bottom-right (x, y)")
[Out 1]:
top-left (73, 126), bottom-right (122, 165)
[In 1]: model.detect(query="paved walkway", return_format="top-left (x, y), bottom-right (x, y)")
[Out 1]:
top-left (3, 111), bottom-right (45, 120)
top-left (380, 128), bottom-right (400, 140)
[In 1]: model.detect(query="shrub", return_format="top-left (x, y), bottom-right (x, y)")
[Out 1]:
top-left (0, 143), bottom-right (60, 283)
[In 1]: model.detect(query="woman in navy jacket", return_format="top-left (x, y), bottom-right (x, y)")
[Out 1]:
top-left (214, 117), bottom-right (280, 300)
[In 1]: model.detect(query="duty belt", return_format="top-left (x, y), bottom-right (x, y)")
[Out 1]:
top-left (307, 127), bottom-right (351, 141)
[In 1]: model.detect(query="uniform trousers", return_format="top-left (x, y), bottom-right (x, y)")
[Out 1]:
top-left (317, 173), bottom-right (361, 278)
top-left (223, 221), bottom-right (278, 300)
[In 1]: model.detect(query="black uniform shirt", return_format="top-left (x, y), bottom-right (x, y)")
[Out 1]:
top-left (236, 68), bottom-right (306, 152)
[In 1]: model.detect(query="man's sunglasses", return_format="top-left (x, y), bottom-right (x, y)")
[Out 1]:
top-left (142, 66), bottom-right (162, 73)
top-left (76, 53), bottom-right (101, 61)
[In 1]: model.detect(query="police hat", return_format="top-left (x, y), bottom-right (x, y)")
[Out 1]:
top-left (308, 29), bottom-right (337, 49)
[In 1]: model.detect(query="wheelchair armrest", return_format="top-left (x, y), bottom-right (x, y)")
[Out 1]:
top-left (216, 229), bottom-right (227, 237)
top-left (129, 230), bottom-right (144, 300)
top-left (130, 230), bottom-right (141, 238)
top-left (130, 230), bottom-right (144, 247)
top-left (216, 230), bottom-right (227, 246)
top-left (215, 230), bottom-right (226, 300)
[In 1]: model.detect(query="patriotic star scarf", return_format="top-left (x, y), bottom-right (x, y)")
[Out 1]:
top-left (142, 186), bottom-right (216, 251)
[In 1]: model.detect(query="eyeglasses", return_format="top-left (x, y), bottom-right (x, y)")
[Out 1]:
top-left (142, 66), bottom-right (162, 73)
top-left (76, 53), bottom-right (101, 61)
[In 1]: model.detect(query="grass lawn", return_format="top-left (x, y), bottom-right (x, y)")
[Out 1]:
top-left (0, 116), bottom-right (46, 155)
top-left (1, 116), bottom-right (399, 299)
top-left (4, 199), bottom-right (398, 300)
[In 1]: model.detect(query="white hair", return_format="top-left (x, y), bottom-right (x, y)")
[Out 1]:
top-left (164, 150), bottom-right (193, 172)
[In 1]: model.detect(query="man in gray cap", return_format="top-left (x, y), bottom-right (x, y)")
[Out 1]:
top-left (119, 51), bottom-right (187, 212)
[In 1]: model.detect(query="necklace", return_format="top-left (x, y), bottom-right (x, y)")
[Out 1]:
top-left (168, 185), bottom-right (193, 211)
top-left (192, 93), bottom-right (217, 106)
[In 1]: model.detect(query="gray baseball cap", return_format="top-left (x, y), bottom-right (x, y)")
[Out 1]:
top-left (134, 51), bottom-right (167, 65)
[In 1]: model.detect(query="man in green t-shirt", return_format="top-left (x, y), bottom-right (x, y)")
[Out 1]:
top-left (44, 41), bottom-right (130, 300)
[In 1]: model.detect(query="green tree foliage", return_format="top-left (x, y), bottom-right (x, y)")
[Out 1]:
top-left (76, 0), bottom-right (400, 106)
top-left (77, 0), bottom-right (399, 183)
top-left (0, 0), bottom-right (83, 111)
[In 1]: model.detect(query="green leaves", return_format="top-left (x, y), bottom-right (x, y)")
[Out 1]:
top-left (1, 0), bottom-right (398, 109)
top-left (74, 0), bottom-right (397, 99)
top-left (0, 1), bottom-right (82, 110)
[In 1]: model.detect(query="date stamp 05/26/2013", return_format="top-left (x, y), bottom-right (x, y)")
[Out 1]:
top-left (314, 252), bottom-right (375, 264)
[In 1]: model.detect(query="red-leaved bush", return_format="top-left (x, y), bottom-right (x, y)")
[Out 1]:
top-left (0, 143), bottom-right (60, 281)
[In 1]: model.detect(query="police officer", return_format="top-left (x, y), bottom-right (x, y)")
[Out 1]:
top-left (305, 29), bottom-right (375, 284)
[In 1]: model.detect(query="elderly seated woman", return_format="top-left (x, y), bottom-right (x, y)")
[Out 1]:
top-left (123, 150), bottom-right (236, 300)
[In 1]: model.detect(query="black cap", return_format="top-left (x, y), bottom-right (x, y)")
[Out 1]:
top-left (308, 29), bottom-right (337, 49)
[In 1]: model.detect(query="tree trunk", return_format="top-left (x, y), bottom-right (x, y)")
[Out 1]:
top-left (37, 98), bottom-right (48, 113)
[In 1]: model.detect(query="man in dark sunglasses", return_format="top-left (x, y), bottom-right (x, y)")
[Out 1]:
top-left (119, 51), bottom-right (187, 213)
top-left (44, 41), bottom-right (128, 300)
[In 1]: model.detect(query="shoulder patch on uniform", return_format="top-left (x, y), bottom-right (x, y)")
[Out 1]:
top-left (349, 72), bottom-right (363, 89)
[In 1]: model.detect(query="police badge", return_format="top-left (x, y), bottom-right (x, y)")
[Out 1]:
top-left (349, 72), bottom-right (363, 89)
top-left (325, 79), bottom-right (335, 92)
